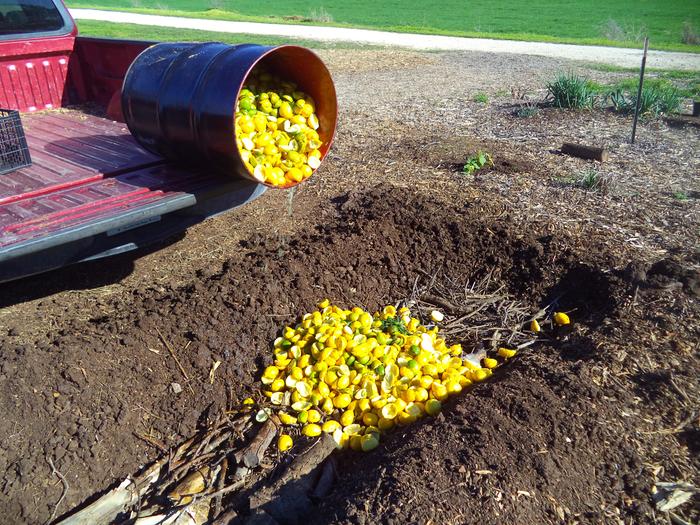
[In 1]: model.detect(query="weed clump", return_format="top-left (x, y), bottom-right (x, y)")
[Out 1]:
top-left (681, 21), bottom-right (700, 45)
top-left (608, 80), bottom-right (682, 116)
top-left (473, 92), bottom-right (489, 104)
top-left (547, 73), bottom-right (598, 109)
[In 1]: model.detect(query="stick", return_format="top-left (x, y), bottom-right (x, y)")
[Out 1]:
top-left (156, 327), bottom-right (195, 395)
top-left (212, 458), bottom-right (228, 520)
top-left (235, 420), bottom-right (277, 470)
top-left (46, 457), bottom-right (69, 525)
top-left (421, 293), bottom-right (459, 314)
top-left (133, 432), bottom-right (169, 453)
top-left (276, 435), bottom-right (336, 483)
top-left (631, 36), bottom-right (649, 144)
top-left (669, 512), bottom-right (693, 525)
top-left (249, 434), bottom-right (336, 518)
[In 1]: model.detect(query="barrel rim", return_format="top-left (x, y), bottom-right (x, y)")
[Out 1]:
top-left (232, 44), bottom-right (338, 189)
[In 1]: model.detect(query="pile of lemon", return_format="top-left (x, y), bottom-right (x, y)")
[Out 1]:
top-left (260, 300), bottom-right (517, 453)
top-left (235, 71), bottom-right (323, 187)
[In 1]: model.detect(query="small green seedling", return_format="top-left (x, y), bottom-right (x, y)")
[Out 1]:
top-left (672, 191), bottom-right (689, 201)
top-left (516, 105), bottom-right (538, 118)
top-left (473, 92), bottom-right (489, 103)
top-left (463, 151), bottom-right (493, 175)
top-left (577, 168), bottom-right (601, 190)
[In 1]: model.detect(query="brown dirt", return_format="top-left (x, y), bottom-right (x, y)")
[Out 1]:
top-left (1, 48), bottom-right (698, 525)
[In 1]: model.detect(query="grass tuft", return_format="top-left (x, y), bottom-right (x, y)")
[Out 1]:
top-left (546, 73), bottom-right (598, 109)
top-left (309, 6), bottom-right (333, 23)
top-left (607, 80), bottom-right (682, 116)
top-left (515, 105), bottom-right (538, 118)
top-left (599, 18), bottom-right (647, 43)
top-left (558, 168), bottom-right (613, 193)
top-left (473, 92), bottom-right (489, 104)
top-left (682, 21), bottom-right (700, 45)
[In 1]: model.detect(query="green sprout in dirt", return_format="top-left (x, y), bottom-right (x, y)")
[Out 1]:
top-left (473, 92), bottom-right (489, 103)
top-left (672, 190), bottom-right (689, 201)
top-left (577, 168), bottom-right (602, 190)
top-left (515, 104), bottom-right (539, 118)
top-left (463, 151), bottom-right (494, 176)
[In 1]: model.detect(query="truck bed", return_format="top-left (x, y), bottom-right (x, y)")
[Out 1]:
top-left (0, 110), bottom-right (265, 282)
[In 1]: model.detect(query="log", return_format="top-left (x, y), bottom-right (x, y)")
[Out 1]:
top-left (247, 435), bottom-right (336, 524)
top-left (235, 420), bottom-right (277, 469)
top-left (561, 143), bottom-right (609, 162)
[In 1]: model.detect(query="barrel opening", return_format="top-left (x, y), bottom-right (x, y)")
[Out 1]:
top-left (235, 45), bottom-right (338, 188)
top-left (247, 46), bottom-right (338, 154)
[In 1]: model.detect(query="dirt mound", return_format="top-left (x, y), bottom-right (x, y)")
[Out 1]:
top-left (0, 184), bottom-right (697, 524)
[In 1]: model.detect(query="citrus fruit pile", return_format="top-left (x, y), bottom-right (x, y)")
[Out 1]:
top-left (235, 71), bottom-right (323, 187)
top-left (260, 300), bottom-right (518, 453)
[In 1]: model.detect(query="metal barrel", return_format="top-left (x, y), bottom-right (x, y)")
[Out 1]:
top-left (121, 42), bottom-right (338, 186)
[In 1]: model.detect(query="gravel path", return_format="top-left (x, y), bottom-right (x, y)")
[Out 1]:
top-left (71, 8), bottom-right (700, 70)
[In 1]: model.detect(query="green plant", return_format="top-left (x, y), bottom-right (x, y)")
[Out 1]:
top-left (462, 151), bottom-right (493, 175)
top-left (577, 168), bottom-right (601, 190)
top-left (607, 80), bottom-right (682, 116)
top-left (569, 168), bottom-right (614, 193)
top-left (672, 190), bottom-right (689, 201)
top-left (473, 92), bottom-right (489, 103)
top-left (309, 6), bottom-right (333, 23)
top-left (547, 73), bottom-right (598, 109)
top-left (379, 316), bottom-right (409, 335)
top-left (515, 104), bottom-right (538, 117)
top-left (599, 18), bottom-right (647, 43)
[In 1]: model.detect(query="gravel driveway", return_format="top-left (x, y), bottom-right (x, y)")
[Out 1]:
top-left (71, 8), bottom-right (700, 70)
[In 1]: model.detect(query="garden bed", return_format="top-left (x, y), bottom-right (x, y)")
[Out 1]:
top-left (0, 48), bottom-right (697, 524)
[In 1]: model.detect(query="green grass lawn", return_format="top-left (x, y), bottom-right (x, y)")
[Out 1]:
top-left (69, 0), bottom-right (700, 52)
top-left (77, 20), bottom-right (700, 97)
top-left (75, 20), bottom-right (329, 48)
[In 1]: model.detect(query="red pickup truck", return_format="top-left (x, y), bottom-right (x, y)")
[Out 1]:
top-left (0, 0), bottom-right (268, 283)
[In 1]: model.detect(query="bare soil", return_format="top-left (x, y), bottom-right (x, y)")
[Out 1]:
top-left (0, 49), bottom-right (698, 525)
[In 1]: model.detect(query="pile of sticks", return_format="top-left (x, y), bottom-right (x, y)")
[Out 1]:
top-left (57, 412), bottom-right (335, 525)
top-left (410, 271), bottom-right (537, 352)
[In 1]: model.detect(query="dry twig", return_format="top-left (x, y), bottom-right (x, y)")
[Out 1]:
top-left (46, 457), bottom-right (69, 525)
top-left (155, 326), bottom-right (195, 395)
top-left (411, 272), bottom-right (535, 352)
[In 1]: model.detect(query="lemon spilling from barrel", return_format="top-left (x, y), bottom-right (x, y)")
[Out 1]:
top-left (235, 71), bottom-right (323, 187)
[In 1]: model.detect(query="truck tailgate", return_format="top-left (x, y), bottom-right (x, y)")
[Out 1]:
top-left (0, 111), bottom-right (264, 281)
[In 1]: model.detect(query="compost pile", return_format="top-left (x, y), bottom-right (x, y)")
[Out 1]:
top-left (56, 275), bottom-right (581, 525)
top-left (235, 71), bottom-right (323, 187)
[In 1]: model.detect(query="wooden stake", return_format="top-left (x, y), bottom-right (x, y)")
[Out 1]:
top-left (631, 36), bottom-right (649, 144)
